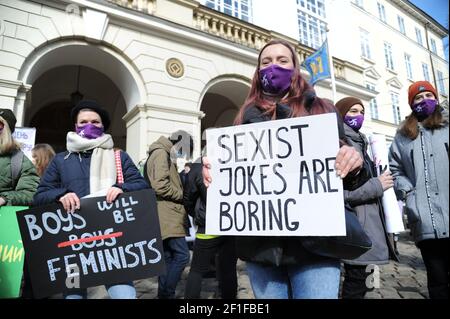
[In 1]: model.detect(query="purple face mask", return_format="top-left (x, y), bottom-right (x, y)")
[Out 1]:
top-left (344, 114), bottom-right (365, 131)
top-left (76, 123), bottom-right (104, 139)
top-left (259, 64), bottom-right (294, 95)
top-left (412, 99), bottom-right (437, 119)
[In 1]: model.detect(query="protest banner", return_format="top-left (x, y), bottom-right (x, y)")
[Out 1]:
top-left (12, 127), bottom-right (36, 160)
top-left (368, 133), bottom-right (405, 233)
top-left (16, 189), bottom-right (164, 298)
top-left (205, 113), bottom-right (346, 236)
top-left (0, 206), bottom-right (27, 298)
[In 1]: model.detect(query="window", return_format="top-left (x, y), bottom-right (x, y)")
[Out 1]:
top-left (360, 29), bottom-right (371, 59)
top-left (353, 0), bottom-right (364, 8)
top-left (391, 92), bottom-right (401, 124)
top-left (437, 70), bottom-right (446, 95)
top-left (297, 10), bottom-right (327, 49)
top-left (205, 0), bottom-right (252, 22)
top-left (430, 38), bottom-right (437, 54)
top-left (415, 27), bottom-right (423, 46)
top-left (377, 2), bottom-right (386, 23)
top-left (366, 82), bottom-right (379, 119)
top-left (397, 16), bottom-right (405, 34)
top-left (422, 63), bottom-right (430, 82)
top-left (384, 42), bottom-right (394, 70)
top-left (297, 0), bottom-right (326, 17)
top-left (404, 53), bottom-right (413, 79)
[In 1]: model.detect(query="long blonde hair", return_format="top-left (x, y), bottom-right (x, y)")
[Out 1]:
top-left (32, 143), bottom-right (56, 177)
top-left (0, 116), bottom-right (20, 155)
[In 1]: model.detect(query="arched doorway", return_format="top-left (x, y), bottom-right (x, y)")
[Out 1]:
top-left (17, 38), bottom-right (147, 159)
top-left (27, 65), bottom-right (127, 153)
top-left (199, 78), bottom-right (250, 149)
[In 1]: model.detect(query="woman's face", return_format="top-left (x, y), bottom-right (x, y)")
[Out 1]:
top-left (259, 44), bottom-right (294, 70)
top-left (346, 104), bottom-right (365, 117)
top-left (413, 91), bottom-right (436, 104)
top-left (76, 111), bottom-right (103, 128)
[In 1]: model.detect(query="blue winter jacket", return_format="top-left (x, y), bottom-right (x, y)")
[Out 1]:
top-left (33, 150), bottom-right (149, 205)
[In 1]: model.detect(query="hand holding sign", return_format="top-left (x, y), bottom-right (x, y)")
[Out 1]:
top-left (202, 156), bottom-right (212, 188)
top-left (106, 186), bottom-right (123, 203)
top-left (59, 192), bottom-right (80, 213)
top-left (17, 189), bottom-right (165, 298)
top-left (335, 144), bottom-right (363, 178)
top-left (377, 170), bottom-right (394, 191)
top-left (205, 113), bottom-right (346, 237)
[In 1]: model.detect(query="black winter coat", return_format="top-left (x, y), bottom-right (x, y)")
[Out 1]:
top-left (183, 161), bottom-right (207, 234)
top-left (33, 150), bottom-right (149, 205)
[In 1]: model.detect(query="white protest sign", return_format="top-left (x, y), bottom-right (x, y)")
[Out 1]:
top-left (205, 113), bottom-right (346, 236)
top-left (368, 133), bottom-right (405, 233)
top-left (12, 127), bottom-right (36, 160)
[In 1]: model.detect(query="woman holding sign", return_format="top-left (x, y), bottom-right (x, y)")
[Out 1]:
top-left (389, 81), bottom-right (449, 299)
top-left (203, 39), bottom-right (364, 299)
top-left (335, 97), bottom-right (398, 299)
top-left (0, 109), bottom-right (40, 299)
top-left (33, 100), bottom-right (149, 299)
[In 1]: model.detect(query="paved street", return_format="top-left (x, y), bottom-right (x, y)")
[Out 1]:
top-left (81, 231), bottom-right (429, 299)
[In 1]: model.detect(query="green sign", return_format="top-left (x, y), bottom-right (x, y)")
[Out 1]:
top-left (0, 206), bottom-right (28, 298)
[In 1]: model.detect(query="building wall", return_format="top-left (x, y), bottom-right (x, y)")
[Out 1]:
top-left (1, 0), bottom-right (445, 162)
top-left (0, 0), bottom-right (257, 163)
top-left (244, 0), bottom-right (449, 138)
top-left (328, 0), bottom-right (448, 138)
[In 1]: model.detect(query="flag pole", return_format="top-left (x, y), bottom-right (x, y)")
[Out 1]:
top-left (325, 28), bottom-right (337, 103)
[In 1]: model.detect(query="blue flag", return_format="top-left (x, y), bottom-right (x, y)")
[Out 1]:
top-left (303, 41), bottom-right (331, 85)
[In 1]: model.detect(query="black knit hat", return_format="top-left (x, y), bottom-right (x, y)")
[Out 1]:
top-left (0, 108), bottom-right (17, 133)
top-left (70, 100), bottom-right (111, 130)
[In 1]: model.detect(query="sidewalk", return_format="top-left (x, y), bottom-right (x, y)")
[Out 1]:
top-left (85, 231), bottom-right (428, 299)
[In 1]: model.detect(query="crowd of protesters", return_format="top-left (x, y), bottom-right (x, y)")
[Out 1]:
top-left (1, 40), bottom-right (447, 300)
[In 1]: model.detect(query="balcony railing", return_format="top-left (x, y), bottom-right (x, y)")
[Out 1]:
top-left (106, 0), bottom-right (354, 80)
top-left (108, 0), bottom-right (156, 14)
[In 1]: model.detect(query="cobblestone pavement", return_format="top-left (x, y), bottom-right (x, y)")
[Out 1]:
top-left (82, 231), bottom-right (428, 299)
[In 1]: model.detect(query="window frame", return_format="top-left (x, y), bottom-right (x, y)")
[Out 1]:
top-left (384, 42), bottom-right (395, 70)
top-left (366, 82), bottom-right (379, 120)
top-left (390, 91), bottom-right (401, 124)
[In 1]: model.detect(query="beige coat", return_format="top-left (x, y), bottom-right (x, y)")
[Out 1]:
top-left (147, 136), bottom-right (187, 240)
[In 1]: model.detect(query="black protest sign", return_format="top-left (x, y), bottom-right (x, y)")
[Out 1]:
top-left (16, 189), bottom-right (165, 298)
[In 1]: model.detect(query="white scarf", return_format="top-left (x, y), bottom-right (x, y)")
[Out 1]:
top-left (66, 132), bottom-right (116, 195)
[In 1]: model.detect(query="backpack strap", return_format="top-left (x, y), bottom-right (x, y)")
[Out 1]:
top-left (11, 150), bottom-right (24, 189)
top-left (114, 150), bottom-right (124, 185)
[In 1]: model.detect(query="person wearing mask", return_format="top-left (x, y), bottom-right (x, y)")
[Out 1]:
top-left (0, 109), bottom-right (40, 299)
top-left (0, 109), bottom-right (39, 207)
top-left (201, 39), bottom-right (364, 299)
top-left (335, 97), bottom-right (399, 299)
top-left (145, 130), bottom-right (193, 299)
top-left (33, 100), bottom-right (149, 299)
top-left (389, 81), bottom-right (448, 299)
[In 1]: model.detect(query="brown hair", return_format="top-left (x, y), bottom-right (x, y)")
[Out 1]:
top-left (399, 106), bottom-right (446, 140)
top-left (234, 39), bottom-right (334, 125)
top-left (32, 143), bottom-right (56, 177)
